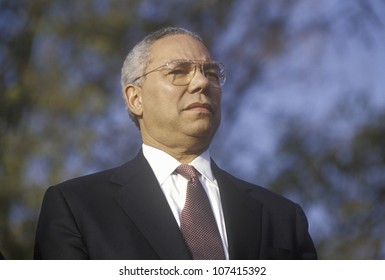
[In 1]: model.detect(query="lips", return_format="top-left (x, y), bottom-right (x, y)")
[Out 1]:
top-left (185, 102), bottom-right (213, 113)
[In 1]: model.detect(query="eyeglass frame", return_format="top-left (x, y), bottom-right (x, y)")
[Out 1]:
top-left (131, 59), bottom-right (226, 87)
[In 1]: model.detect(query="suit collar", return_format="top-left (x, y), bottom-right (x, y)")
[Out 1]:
top-left (142, 144), bottom-right (215, 183)
top-left (110, 151), bottom-right (191, 259)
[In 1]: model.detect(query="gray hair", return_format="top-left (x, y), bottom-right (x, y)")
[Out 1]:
top-left (120, 27), bottom-right (203, 126)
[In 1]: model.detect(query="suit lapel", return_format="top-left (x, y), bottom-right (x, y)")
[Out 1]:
top-left (111, 151), bottom-right (191, 259)
top-left (212, 162), bottom-right (263, 259)
top-left (109, 152), bottom-right (262, 260)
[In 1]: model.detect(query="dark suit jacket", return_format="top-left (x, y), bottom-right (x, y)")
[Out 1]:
top-left (0, 251), bottom-right (4, 260)
top-left (34, 151), bottom-right (317, 260)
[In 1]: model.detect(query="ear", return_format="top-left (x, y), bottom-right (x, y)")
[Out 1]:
top-left (124, 84), bottom-right (143, 117)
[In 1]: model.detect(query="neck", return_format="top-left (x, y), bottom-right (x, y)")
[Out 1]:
top-left (142, 141), bottom-right (209, 164)
top-left (140, 123), bottom-right (214, 163)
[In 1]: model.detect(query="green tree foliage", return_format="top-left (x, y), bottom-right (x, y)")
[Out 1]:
top-left (1, 0), bottom-right (53, 259)
top-left (267, 107), bottom-right (385, 259)
top-left (0, 0), bottom-right (234, 260)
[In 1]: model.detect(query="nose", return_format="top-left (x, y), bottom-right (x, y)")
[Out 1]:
top-left (187, 64), bottom-right (211, 94)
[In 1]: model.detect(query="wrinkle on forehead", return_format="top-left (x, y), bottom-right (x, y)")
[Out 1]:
top-left (149, 34), bottom-right (212, 66)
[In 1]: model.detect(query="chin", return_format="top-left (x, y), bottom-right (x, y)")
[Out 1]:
top-left (189, 125), bottom-right (218, 139)
top-left (183, 117), bottom-right (220, 137)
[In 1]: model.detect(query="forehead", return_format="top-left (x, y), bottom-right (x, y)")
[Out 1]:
top-left (149, 34), bottom-right (211, 64)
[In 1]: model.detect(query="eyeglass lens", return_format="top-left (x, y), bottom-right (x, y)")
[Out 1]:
top-left (166, 61), bottom-right (225, 87)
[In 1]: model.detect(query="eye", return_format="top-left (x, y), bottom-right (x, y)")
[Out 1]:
top-left (206, 70), bottom-right (219, 78)
top-left (204, 66), bottom-right (220, 82)
top-left (169, 68), bottom-right (189, 75)
top-left (168, 62), bottom-right (192, 75)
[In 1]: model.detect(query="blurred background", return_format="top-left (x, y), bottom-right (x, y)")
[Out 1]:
top-left (1, 0), bottom-right (384, 259)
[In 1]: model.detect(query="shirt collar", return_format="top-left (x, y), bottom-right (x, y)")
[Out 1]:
top-left (189, 149), bottom-right (215, 182)
top-left (142, 144), bottom-right (215, 185)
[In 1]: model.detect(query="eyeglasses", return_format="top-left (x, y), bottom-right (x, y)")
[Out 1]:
top-left (132, 59), bottom-right (226, 88)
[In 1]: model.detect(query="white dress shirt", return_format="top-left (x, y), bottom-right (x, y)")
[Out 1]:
top-left (142, 144), bottom-right (229, 259)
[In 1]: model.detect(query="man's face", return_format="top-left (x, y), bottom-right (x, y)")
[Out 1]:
top-left (136, 34), bottom-right (222, 152)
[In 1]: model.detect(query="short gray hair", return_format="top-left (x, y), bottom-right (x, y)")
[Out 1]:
top-left (120, 27), bottom-right (203, 126)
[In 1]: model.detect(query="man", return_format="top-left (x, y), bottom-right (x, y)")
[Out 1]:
top-left (34, 27), bottom-right (317, 260)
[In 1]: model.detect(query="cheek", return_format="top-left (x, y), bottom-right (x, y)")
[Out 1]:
top-left (212, 94), bottom-right (222, 112)
top-left (142, 82), bottom-right (170, 106)
top-left (142, 89), bottom-right (182, 120)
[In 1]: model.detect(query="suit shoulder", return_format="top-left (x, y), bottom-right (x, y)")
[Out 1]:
top-left (41, 165), bottom-right (128, 215)
top-left (45, 152), bottom-right (145, 198)
top-left (47, 166), bottom-right (120, 195)
top-left (216, 166), bottom-right (298, 208)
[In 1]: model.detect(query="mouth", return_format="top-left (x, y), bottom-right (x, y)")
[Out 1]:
top-left (185, 102), bottom-right (214, 114)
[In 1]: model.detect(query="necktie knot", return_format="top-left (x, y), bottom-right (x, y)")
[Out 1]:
top-left (176, 164), bottom-right (197, 181)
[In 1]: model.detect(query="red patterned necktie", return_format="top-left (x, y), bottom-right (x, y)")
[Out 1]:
top-left (176, 164), bottom-right (225, 260)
